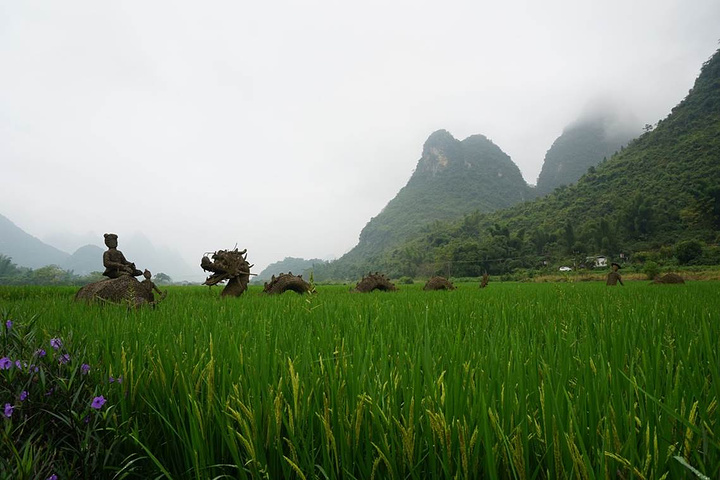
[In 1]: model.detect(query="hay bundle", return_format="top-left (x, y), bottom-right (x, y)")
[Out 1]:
top-left (423, 276), bottom-right (456, 291)
top-left (652, 273), bottom-right (685, 284)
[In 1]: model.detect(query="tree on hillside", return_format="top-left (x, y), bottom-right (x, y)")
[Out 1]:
top-left (683, 183), bottom-right (720, 230)
top-left (0, 254), bottom-right (18, 278)
top-left (622, 194), bottom-right (654, 237)
top-left (675, 240), bottom-right (703, 265)
top-left (563, 222), bottom-right (575, 254)
top-left (531, 228), bottom-right (552, 255)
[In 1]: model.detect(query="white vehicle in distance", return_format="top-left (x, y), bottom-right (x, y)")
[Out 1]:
top-left (558, 266), bottom-right (572, 272)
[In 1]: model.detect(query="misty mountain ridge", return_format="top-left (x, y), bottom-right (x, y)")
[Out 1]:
top-left (0, 215), bottom-right (198, 281)
top-left (62, 244), bottom-right (105, 275)
top-left (0, 214), bottom-right (70, 269)
top-left (535, 109), bottom-right (639, 195)
top-left (42, 231), bottom-right (103, 254)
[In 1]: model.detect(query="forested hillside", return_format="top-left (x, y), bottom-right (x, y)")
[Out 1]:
top-left (314, 48), bottom-right (720, 280)
top-left (535, 113), bottom-right (638, 195)
top-left (316, 130), bottom-right (534, 279)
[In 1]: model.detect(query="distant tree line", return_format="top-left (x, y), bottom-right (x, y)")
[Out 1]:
top-left (310, 216), bottom-right (720, 282)
top-left (0, 254), bottom-right (176, 286)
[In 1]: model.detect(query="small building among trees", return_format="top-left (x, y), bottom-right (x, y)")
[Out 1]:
top-left (586, 255), bottom-right (608, 268)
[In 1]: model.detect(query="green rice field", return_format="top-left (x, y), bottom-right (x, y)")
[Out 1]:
top-left (1, 281), bottom-right (719, 479)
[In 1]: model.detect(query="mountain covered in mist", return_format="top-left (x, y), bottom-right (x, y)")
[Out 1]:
top-left (0, 215), bottom-right (198, 281)
top-left (535, 113), bottom-right (639, 195)
top-left (0, 214), bottom-right (70, 268)
top-left (342, 48), bottom-right (720, 278)
top-left (328, 130), bottom-right (533, 275)
top-left (117, 233), bottom-right (198, 282)
top-left (42, 231), bottom-right (103, 256)
top-left (62, 245), bottom-right (105, 275)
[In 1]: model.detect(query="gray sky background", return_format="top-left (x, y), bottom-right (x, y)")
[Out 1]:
top-left (1, 0), bottom-right (719, 279)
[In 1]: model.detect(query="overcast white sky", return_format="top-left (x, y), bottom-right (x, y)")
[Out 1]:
top-left (1, 0), bottom-right (719, 278)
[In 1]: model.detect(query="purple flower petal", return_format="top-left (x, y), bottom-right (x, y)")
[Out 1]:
top-left (0, 357), bottom-right (11, 370)
top-left (59, 353), bottom-right (70, 364)
top-left (19, 391), bottom-right (28, 401)
top-left (14, 360), bottom-right (22, 369)
top-left (3, 403), bottom-right (12, 418)
top-left (81, 363), bottom-right (90, 374)
top-left (50, 338), bottom-right (62, 350)
top-left (91, 395), bottom-right (106, 409)
top-left (47, 475), bottom-right (58, 480)
top-left (35, 349), bottom-right (46, 358)
top-left (4, 320), bottom-right (11, 330)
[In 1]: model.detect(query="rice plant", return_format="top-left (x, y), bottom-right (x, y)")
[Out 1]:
top-left (1, 281), bottom-right (718, 478)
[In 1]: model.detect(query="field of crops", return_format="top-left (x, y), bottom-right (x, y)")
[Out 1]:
top-left (1, 282), bottom-right (719, 479)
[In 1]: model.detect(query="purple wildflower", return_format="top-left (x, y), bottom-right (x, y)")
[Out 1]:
top-left (0, 357), bottom-right (11, 370)
top-left (109, 376), bottom-right (114, 383)
top-left (15, 360), bottom-right (22, 369)
top-left (5, 319), bottom-right (11, 330)
top-left (59, 353), bottom-right (70, 364)
top-left (19, 391), bottom-right (28, 401)
top-left (50, 338), bottom-right (62, 350)
top-left (81, 363), bottom-right (90, 374)
top-left (117, 375), bottom-right (123, 384)
top-left (35, 349), bottom-right (46, 357)
top-left (3, 403), bottom-right (12, 418)
top-left (91, 396), bottom-right (106, 410)
top-left (47, 475), bottom-right (58, 480)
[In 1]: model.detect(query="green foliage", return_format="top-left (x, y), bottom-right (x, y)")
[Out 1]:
top-left (643, 261), bottom-right (661, 280)
top-left (1, 283), bottom-right (719, 478)
top-left (153, 272), bottom-right (173, 285)
top-left (0, 314), bottom-right (126, 478)
top-left (675, 239), bottom-right (704, 265)
top-left (0, 255), bottom-right (104, 286)
top-left (0, 255), bottom-right (19, 278)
